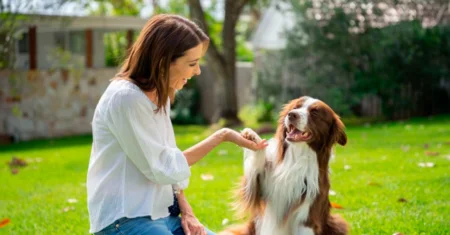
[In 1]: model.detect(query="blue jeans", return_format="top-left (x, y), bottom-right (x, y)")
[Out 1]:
top-left (94, 215), bottom-right (216, 235)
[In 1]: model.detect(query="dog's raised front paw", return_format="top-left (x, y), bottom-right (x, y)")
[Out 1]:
top-left (241, 128), bottom-right (262, 144)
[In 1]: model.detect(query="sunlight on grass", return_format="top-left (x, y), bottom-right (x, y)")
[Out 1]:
top-left (1, 116), bottom-right (449, 234)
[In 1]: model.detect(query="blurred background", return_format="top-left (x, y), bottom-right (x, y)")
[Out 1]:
top-left (1, 1), bottom-right (450, 234)
top-left (1, 0), bottom-right (449, 142)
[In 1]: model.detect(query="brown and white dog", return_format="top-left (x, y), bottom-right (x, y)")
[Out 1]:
top-left (220, 96), bottom-right (348, 235)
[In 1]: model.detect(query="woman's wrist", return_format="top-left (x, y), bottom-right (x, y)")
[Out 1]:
top-left (215, 128), bottom-right (231, 143)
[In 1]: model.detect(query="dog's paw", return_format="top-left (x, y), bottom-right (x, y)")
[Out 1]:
top-left (241, 128), bottom-right (262, 144)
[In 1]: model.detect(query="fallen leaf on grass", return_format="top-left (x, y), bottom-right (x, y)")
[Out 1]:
top-left (67, 198), bottom-right (78, 204)
top-left (0, 218), bottom-right (10, 228)
top-left (8, 156), bottom-right (27, 168)
top-left (201, 174), bottom-right (214, 181)
top-left (218, 150), bottom-right (228, 156)
top-left (401, 145), bottom-right (410, 152)
top-left (329, 190), bottom-right (337, 196)
top-left (425, 151), bottom-right (439, 156)
top-left (11, 168), bottom-right (19, 175)
top-left (418, 162), bottom-right (435, 168)
top-left (222, 218), bottom-right (229, 225)
top-left (397, 198), bottom-right (408, 203)
top-left (330, 202), bottom-right (343, 209)
top-left (62, 206), bottom-right (75, 213)
top-left (344, 165), bottom-right (351, 170)
top-left (423, 144), bottom-right (429, 149)
top-left (393, 233), bottom-right (404, 235)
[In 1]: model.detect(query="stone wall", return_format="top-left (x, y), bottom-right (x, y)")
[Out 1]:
top-left (0, 68), bottom-right (116, 141)
top-left (0, 63), bottom-right (255, 141)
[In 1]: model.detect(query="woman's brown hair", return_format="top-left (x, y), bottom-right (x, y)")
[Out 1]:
top-left (116, 14), bottom-right (209, 113)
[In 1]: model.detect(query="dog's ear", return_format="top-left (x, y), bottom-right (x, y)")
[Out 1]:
top-left (332, 116), bottom-right (347, 146)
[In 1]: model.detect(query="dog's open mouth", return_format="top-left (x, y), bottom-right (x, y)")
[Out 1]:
top-left (286, 124), bottom-right (312, 142)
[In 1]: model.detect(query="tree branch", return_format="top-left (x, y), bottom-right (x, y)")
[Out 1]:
top-left (236, 0), bottom-right (249, 14)
top-left (187, 0), bottom-right (225, 68)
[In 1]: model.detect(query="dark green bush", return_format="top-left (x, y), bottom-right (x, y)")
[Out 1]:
top-left (171, 78), bottom-right (206, 125)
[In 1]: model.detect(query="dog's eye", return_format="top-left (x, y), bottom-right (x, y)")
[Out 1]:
top-left (310, 108), bottom-right (319, 115)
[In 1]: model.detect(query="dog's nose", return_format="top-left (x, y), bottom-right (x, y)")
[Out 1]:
top-left (288, 111), bottom-right (299, 121)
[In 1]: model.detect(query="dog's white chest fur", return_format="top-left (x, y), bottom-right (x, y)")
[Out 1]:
top-left (256, 140), bottom-right (320, 235)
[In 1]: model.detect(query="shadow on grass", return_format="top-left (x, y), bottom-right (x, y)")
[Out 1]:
top-left (0, 126), bottom-right (208, 154)
top-left (0, 135), bottom-right (93, 153)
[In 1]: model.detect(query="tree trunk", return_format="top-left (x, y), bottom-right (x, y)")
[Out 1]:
top-left (188, 0), bottom-right (248, 126)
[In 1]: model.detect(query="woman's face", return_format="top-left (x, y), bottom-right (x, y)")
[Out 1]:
top-left (168, 43), bottom-right (203, 91)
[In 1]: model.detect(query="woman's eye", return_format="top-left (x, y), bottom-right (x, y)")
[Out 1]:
top-left (189, 63), bottom-right (196, 67)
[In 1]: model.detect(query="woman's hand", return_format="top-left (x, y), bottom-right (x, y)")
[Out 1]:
top-left (218, 128), bottom-right (268, 151)
top-left (181, 212), bottom-right (207, 235)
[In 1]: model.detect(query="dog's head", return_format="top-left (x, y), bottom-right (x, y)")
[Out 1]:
top-left (276, 96), bottom-right (347, 152)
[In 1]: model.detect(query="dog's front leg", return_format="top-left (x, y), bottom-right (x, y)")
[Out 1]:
top-left (241, 128), bottom-right (266, 176)
top-left (240, 128), bottom-right (267, 207)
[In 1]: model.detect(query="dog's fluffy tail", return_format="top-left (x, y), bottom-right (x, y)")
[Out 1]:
top-left (326, 214), bottom-right (349, 235)
top-left (217, 221), bottom-right (256, 235)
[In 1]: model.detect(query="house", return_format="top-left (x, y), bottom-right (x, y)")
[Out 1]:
top-left (0, 13), bottom-right (254, 142)
top-left (0, 14), bottom-right (148, 142)
top-left (11, 14), bottom-right (148, 70)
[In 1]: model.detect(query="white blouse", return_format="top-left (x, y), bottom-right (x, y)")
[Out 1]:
top-left (87, 79), bottom-right (191, 233)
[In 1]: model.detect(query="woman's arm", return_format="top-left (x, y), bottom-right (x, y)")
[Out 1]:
top-left (177, 190), bottom-right (207, 235)
top-left (183, 128), bottom-right (268, 166)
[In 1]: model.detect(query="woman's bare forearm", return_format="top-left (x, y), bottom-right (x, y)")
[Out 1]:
top-left (176, 190), bottom-right (193, 215)
top-left (182, 129), bottom-right (226, 166)
top-left (183, 128), bottom-right (268, 166)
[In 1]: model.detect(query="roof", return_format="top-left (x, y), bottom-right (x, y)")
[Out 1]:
top-left (16, 14), bottom-right (149, 32)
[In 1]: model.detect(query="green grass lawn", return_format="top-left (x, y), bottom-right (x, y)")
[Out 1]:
top-left (1, 116), bottom-right (449, 234)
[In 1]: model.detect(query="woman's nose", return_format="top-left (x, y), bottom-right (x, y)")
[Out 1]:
top-left (194, 65), bottom-right (201, 76)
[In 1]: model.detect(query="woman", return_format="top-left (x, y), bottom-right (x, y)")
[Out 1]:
top-left (87, 14), bottom-right (267, 235)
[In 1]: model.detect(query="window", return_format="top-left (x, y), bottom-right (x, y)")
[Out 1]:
top-left (69, 31), bottom-right (85, 54)
top-left (18, 32), bottom-right (29, 53)
top-left (54, 32), bottom-right (66, 50)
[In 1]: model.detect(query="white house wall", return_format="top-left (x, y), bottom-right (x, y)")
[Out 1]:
top-left (251, 0), bottom-right (295, 50)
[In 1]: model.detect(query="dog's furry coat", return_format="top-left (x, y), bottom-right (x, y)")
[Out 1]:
top-left (219, 96), bottom-right (349, 235)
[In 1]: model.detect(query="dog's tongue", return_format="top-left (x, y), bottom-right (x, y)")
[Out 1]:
top-left (286, 126), bottom-right (312, 141)
top-left (287, 128), bottom-right (301, 138)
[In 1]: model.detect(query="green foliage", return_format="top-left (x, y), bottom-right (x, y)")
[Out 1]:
top-left (47, 48), bottom-right (83, 69)
top-left (103, 31), bottom-right (130, 67)
top-left (236, 21), bottom-right (254, 62)
top-left (90, 0), bottom-right (145, 16)
top-left (171, 78), bottom-right (206, 125)
top-left (238, 99), bottom-right (277, 127)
